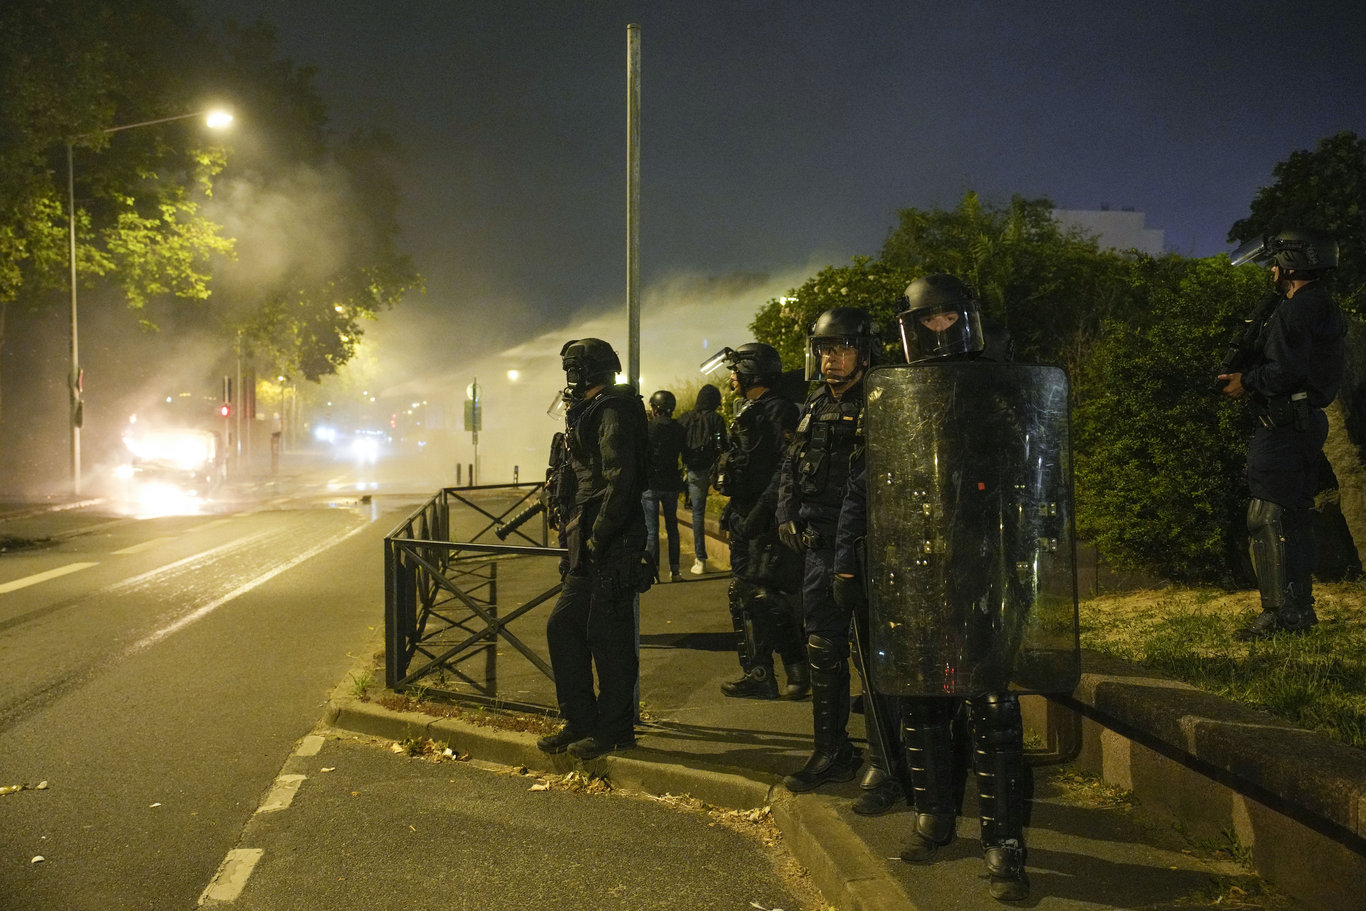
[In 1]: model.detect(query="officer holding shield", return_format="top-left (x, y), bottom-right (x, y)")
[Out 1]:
top-left (847, 274), bottom-right (1080, 903)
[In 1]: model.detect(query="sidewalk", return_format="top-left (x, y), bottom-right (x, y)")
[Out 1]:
top-left (326, 555), bottom-right (1268, 910)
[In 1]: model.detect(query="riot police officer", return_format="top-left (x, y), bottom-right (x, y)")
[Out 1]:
top-left (863, 274), bottom-right (1058, 902)
top-left (778, 308), bottom-right (904, 810)
top-left (706, 342), bottom-right (807, 699)
top-left (1221, 229), bottom-right (1347, 639)
top-left (538, 338), bottom-right (650, 760)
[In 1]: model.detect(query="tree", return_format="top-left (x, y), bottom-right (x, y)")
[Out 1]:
top-left (880, 192), bottom-right (1137, 372)
top-left (749, 257), bottom-right (913, 370)
top-left (1229, 131), bottom-right (1366, 314)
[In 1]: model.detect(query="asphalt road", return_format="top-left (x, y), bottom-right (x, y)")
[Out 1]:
top-left (0, 454), bottom-right (425, 910)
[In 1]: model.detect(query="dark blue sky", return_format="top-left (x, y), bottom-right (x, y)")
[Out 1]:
top-left (190, 0), bottom-right (1366, 352)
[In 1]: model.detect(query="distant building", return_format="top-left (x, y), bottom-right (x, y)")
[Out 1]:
top-left (1052, 207), bottom-right (1165, 255)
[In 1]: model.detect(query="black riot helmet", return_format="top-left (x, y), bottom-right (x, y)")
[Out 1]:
top-left (806, 306), bottom-right (876, 382)
top-left (560, 337), bottom-right (621, 397)
top-left (648, 389), bottom-right (676, 416)
top-left (1229, 229), bottom-right (1339, 275)
top-left (700, 342), bottom-right (783, 394)
top-left (896, 273), bottom-right (985, 362)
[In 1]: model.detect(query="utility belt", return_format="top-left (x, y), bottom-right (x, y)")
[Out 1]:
top-left (1255, 391), bottom-right (1312, 430)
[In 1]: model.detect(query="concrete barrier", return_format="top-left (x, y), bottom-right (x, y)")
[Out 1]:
top-left (1021, 650), bottom-right (1366, 911)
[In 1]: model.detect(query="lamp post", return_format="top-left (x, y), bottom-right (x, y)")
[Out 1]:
top-left (65, 108), bottom-right (233, 496)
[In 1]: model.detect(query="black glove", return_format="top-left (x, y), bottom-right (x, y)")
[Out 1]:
top-left (832, 574), bottom-right (864, 612)
top-left (778, 520), bottom-right (803, 553)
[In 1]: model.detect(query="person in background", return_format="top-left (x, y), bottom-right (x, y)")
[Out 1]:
top-left (643, 390), bottom-right (687, 583)
top-left (679, 383), bottom-right (728, 574)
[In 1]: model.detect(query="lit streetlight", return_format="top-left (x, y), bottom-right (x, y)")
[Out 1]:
top-left (65, 108), bottom-right (233, 495)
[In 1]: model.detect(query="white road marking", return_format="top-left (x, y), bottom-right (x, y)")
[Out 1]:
top-left (0, 562), bottom-right (99, 593)
top-left (125, 522), bottom-right (369, 653)
top-left (199, 848), bottom-right (264, 903)
top-left (257, 774), bottom-right (307, 813)
top-left (296, 734), bottom-right (326, 757)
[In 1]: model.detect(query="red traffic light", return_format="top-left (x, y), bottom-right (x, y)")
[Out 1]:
top-left (219, 403), bottom-right (231, 418)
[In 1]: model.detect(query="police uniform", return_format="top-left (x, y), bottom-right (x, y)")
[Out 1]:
top-left (544, 383), bottom-right (650, 753)
top-left (1240, 279), bottom-right (1346, 631)
top-left (716, 388), bottom-right (804, 693)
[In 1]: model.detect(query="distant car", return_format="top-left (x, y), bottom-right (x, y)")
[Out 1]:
top-left (118, 428), bottom-right (226, 496)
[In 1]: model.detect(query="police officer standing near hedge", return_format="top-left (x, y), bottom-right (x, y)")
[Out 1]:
top-left (1221, 229), bottom-right (1346, 639)
top-left (538, 338), bottom-right (651, 760)
top-left (706, 343), bottom-right (807, 700)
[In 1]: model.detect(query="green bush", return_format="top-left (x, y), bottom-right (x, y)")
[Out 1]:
top-left (1073, 257), bottom-right (1264, 583)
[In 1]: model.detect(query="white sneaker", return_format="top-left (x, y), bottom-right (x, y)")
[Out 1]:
top-left (690, 559), bottom-right (707, 575)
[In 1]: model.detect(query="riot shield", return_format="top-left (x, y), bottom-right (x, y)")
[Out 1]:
top-left (865, 362), bottom-right (1079, 696)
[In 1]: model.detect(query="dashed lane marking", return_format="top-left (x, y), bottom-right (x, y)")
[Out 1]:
top-left (257, 774), bottom-right (307, 813)
top-left (0, 562), bottom-right (98, 593)
top-left (199, 848), bottom-right (264, 904)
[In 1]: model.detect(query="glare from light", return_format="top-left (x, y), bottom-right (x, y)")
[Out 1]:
top-left (205, 110), bottom-right (233, 129)
top-left (507, 369), bottom-right (520, 382)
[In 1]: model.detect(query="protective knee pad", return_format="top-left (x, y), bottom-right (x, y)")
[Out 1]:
top-left (806, 633), bottom-right (848, 674)
top-left (969, 693), bottom-right (1025, 848)
top-left (1247, 498), bottom-right (1288, 611)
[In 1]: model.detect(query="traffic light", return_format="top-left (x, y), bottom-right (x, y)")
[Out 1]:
top-left (219, 403), bottom-right (231, 418)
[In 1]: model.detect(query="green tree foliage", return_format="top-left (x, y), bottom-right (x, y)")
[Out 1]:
top-left (880, 192), bottom-right (1137, 371)
top-left (1073, 257), bottom-right (1264, 582)
top-left (0, 0), bottom-right (232, 309)
top-left (1229, 131), bottom-right (1366, 314)
top-left (749, 257), bottom-right (913, 368)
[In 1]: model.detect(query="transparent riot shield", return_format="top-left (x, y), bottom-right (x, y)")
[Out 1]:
top-left (865, 363), bottom-right (1079, 696)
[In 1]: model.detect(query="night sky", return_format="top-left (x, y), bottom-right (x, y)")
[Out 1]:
top-left (183, 0), bottom-right (1366, 411)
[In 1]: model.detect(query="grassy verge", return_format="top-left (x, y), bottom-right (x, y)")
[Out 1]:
top-left (1079, 581), bottom-right (1366, 750)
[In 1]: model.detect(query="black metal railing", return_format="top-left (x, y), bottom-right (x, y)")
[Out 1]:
top-left (384, 484), bottom-right (566, 712)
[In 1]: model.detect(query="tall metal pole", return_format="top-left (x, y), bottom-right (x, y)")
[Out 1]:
top-left (626, 24), bottom-right (641, 389)
top-left (67, 143), bottom-right (81, 496)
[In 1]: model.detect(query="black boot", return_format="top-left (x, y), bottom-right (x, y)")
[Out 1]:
top-left (900, 698), bottom-right (957, 859)
top-left (721, 665), bottom-right (779, 699)
top-left (784, 741), bottom-right (862, 792)
top-left (1235, 609), bottom-right (1279, 641)
top-left (972, 694), bottom-right (1029, 902)
top-left (984, 845), bottom-right (1029, 902)
top-left (900, 812), bottom-right (954, 861)
top-left (852, 768), bottom-right (906, 816)
top-left (782, 658), bottom-right (811, 699)
top-left (785, 635), bottom-right (860, 792)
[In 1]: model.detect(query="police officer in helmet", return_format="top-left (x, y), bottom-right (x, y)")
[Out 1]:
top-left (1221, 229), bottom-right (1347, 639)
top-left (707, 342), bottom-right (807, 700)
top-left (872, 274), bottom-right (1033, 901)
top-left (779, 307), bottom-right (905, 809)
top-left (538, 338), bottom-right (650, 760)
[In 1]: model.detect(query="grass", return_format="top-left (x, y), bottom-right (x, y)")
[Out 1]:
top-left (1080, 580), bottom-right (1366, 750)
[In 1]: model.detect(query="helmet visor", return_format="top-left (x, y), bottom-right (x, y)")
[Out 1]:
top-left (896, 307), bottom-right (984, 362)
top-left (1229, 235), bottom-right (1270, 267)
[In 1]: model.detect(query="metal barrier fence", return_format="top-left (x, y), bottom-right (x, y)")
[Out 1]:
top-left (383, 483), bottom-right (566, 712)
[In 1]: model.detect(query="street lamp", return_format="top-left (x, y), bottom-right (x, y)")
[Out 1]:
top-left (65, 108), bottom-right (233, 496)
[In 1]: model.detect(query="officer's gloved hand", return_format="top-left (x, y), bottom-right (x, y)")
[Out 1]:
top-left (831, 573), bottom-right (864, 612)
top-left (779, 520), bottom-right (803, 553)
